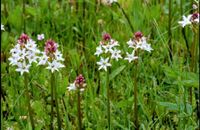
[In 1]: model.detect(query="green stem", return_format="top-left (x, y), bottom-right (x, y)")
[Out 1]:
top-left (50, 73), bottom-right (54, 130)
top-left (168, 0), bottom-right (173, 62)
top-left (24, 73), bottom-right (35, 130)
top-left (23, 0), bottom-right (26, 33)
top-left (133, 62), bottom-right (139, 130)
top-left (51, 73), bottom-right (62, 130)
top-left (77, 89), bottom-right (82, 130)
top-left (180, 0), bottom-right (190, 58)
top-left (106, 69), bottom-right (111, 130)
top-left (115, 2), bottom-right (134, 32)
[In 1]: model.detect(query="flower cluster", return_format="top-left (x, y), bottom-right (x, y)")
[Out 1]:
top-left (95, 33), bottom-right (122, 71)
top-left (178, 13), bottom-right (199, 27)
top-left (8, 33), bottom-right (40, 75)
top-left (178, 2), bottom-right (199, 28)
top-left (38, 39), bottom-right (65, 73)
top-left (125, 31), bottom-right (153, 62)
top-left (67, 74), bottom-right (86, 91)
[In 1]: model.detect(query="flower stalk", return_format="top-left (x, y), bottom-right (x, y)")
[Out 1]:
top-left (50, 73), bottom-right (54, 130)
top-left (51, 73), bottom-right (61, 130)
top-left (77, 89), bottom-right (82, 130)
top-left (24, 73), bottom-right (35, 130)
top-left (106, 68), bottom-right (111, 130)
top-left (133, 58), bottom-right (138, 130)
top-left (115, 2), bottom-right (134, 32)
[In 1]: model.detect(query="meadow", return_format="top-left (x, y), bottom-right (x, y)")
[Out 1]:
top-left (1, 0), bottom-right (199, 130)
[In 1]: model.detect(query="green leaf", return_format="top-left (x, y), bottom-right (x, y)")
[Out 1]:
top-left (109, 65), bottom-right (126, 81)
top-left (158, 102), bottom-right (178, 111)
top-left (26, 7), bottom-right (37, 17)
top-left (8, 6), bottom-right (22, 31)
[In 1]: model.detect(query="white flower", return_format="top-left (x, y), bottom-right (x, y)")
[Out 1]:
top-left (124, 51), bottom-right (138, 63)
top-left (67, 82), bottom-right (77, 91)
top-left (16, 62), bottom-right (31, 75)
top-left (25, 39), bottom-right (37, 51)
top-left (102, 44), bottom-right (113, 53)
top-left (110, 39), bottom-right (119, 47)
top-left (38, 52), bottom-right (48, 65)
top-left (1, 24), bottom-right (5, 31)
top-left (178, 15), bottom-right (192, 27)
top-left (94, 45), bottom-right (103, 56)
top-left (127, 39), bottom-right (136, 48)
top-left (97, 57), bottom-right (111, 71)
top-left (55, 51), bottom-right (64, 61)
top-left (18, 48), bottom-right (27, 60)
top-left (8, 56), bottom-right (19, 66)
top-left (37, 34), bottom-right (45, 41)
top-left (110, 48), bottom-right (122, 61)
top-left (46, 60), bottom-right (65, 73)
top-left (26, 52), bottom-right (38, 64)
top-left (134, 37), bottom-right (153, 52)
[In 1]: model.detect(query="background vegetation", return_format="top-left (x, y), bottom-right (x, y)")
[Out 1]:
top-left (1, 0), bottom-right (199, 129)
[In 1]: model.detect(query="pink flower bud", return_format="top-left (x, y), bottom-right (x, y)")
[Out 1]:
top-left (18, 33), bottom-right (29, 45)
top-left (103, 33), bottom-right (111, 41)
top-left (75, 74), bottom-right (85, 88)
top-left (45, 39), bottom-right (57, 54)
top-left (134, 31), bottom-right (143, 40)
top-left (191, 13), bottom-right (199, 21)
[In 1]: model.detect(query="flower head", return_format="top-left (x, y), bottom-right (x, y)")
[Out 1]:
top-left (38, 39), bottom-right (65, 73)
top-left (125, 31), bottom-right (153, 63)
top-left (8, 33), bottom-right (40, 75)
top-left (18, 33), bottom-right (30, 46)
top-left (45, 39), bottom-right (58, 55)
top-left (67, 74), bottom-right (86, 91)
top-left (103, 33), bottom-right (111, 41)
top-left (95, 33), bottom-right (122, 71)
top-left (75, 74), bottom-right (86, 87)
top-left (134, 31), bottom-right (143, 41)
top-left (191, 13), bottom-right (199, 23)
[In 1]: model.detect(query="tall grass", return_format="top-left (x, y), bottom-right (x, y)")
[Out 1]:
top-left (1, 0), bottom-right (199, 129)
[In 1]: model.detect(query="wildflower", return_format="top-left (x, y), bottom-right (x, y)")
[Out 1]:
top-left (1, 24), bottom-right (5, 31)
top-left (67, 82), bottom-right (76, 91)
top-left (37, 34), bottom-right (45, 41)
top-left (110, 48), bottom-right (122, 61)
top-left (8, 33), bottom-right (40, 75)
top-left (95, 33), bottom-right (121, 71)
top-left (191, 13), bottom-right (199, 23)
top-left (97, 57), bottom-right (111, 71)
top-left (178, 13), bottom-right (199, 27)
top-left (94, 45), bottom-right (103, 56)
top-left (67, 74), bottom-right (86, 91)
top-left (38, 39), bottom-right (65, 73)
top-left (178, 15), bottom-right (192, 27)
top-left (124, 51), bottom-right (138, 63)
top-left (125, 31), bottom-right (153, 62)
top-left (46, 60), bottom-right (65, 73)
top-left (16, 62), bottom-right (31, 75)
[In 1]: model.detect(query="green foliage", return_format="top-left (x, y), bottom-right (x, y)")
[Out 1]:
top-left (1, 0), bottom-right (199, 129)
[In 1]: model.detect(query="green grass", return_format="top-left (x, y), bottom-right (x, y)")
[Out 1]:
top-left (1, 0), bottom-right (199, 129)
